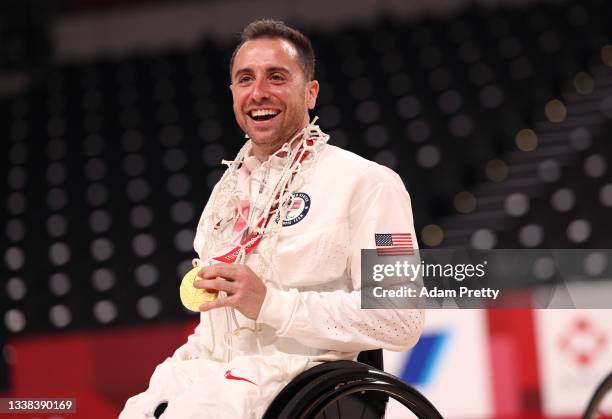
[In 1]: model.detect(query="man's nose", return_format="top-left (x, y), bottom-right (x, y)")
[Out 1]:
top-left (250, 79), bottom-right (269, 102)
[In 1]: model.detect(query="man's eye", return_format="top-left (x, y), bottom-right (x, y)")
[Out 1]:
top-left (238, 76), bottom-right (253, 84)
top-left (270, 74), bottom-right (285, 82)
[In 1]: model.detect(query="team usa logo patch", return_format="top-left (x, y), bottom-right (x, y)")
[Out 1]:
top-left (277, 192), bottom-right (311, 226)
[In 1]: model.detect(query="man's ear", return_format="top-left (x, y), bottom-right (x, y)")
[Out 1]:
top-left (306, 80), bottom-right (319, 110)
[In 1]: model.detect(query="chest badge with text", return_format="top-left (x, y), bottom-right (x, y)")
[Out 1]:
top-left (277, 192), bottom-right (311, 226)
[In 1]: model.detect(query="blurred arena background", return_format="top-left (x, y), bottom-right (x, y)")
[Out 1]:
top-left (1, 0), bottom-right (612, 417)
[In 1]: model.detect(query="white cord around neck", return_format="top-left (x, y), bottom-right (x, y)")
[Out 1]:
top-left (195, 117), bottom-right (329, 360)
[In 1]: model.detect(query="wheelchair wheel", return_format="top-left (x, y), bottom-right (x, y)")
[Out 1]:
top-left (583, 371), bottom-right (612, 419)
top-left (274, 365), bottom-right (443, 419)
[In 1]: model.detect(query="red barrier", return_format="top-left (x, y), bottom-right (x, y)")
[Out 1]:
top-left (1, 319), bottom-right (198, 419)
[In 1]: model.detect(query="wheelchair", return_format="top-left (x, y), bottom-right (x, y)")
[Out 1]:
top-left (153, 349), bottom-right (443, 418)
top-left (262, 349), bottom-right (443, 419)
top-left (583, 370), bottom-right (612, 419)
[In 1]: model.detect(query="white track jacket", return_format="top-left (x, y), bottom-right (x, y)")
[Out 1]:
top-left (120, 143), bottom-right (424, 419)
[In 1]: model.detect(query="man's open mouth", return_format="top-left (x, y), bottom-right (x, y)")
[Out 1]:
top-left (249, 109), bottom-right (280, 121)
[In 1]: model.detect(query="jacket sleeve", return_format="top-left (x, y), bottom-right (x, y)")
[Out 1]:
top-left (169, 319), bottom-right (207, 360)
top-left (257, 171), bottom-right (425, 352)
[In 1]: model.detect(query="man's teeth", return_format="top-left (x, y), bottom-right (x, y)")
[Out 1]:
top-left (250, 109), bottom-right (279, 117)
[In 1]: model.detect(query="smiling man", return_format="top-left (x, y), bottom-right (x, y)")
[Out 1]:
top-left (229, 34), bottom-right (318, 161)
top-left (120, 19), bottom-right (424, 419)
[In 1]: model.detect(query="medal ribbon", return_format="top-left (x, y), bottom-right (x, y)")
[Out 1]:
top-left (211, 139), bottom-right (313, 264)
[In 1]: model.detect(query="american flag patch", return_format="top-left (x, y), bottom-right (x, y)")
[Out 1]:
top-left (375, 233), bottom-right (414, 256)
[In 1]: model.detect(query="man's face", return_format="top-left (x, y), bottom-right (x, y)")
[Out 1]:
top-left (230, 38), bottom-right (319, 154)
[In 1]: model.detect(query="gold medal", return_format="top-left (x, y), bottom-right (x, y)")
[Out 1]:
top-left (180, 266), bottom-right (218, 312)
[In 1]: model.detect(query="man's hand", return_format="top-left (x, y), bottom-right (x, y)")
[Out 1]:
top-left (194, 264), bottom-right (267, 320)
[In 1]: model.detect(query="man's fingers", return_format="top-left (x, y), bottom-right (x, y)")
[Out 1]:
top-left (199, 296), bottom-right (236, 312)
top-left (197, 263), bottom-right (239, 280)
top-left (193, 278), bottom-right (237, 294)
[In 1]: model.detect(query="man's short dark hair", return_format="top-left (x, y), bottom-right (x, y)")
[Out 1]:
top-left (229, 19), bottom-right (316, 81)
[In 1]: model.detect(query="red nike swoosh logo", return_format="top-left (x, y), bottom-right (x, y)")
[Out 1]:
top-left (224, 369), bottom-right (257, 385)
